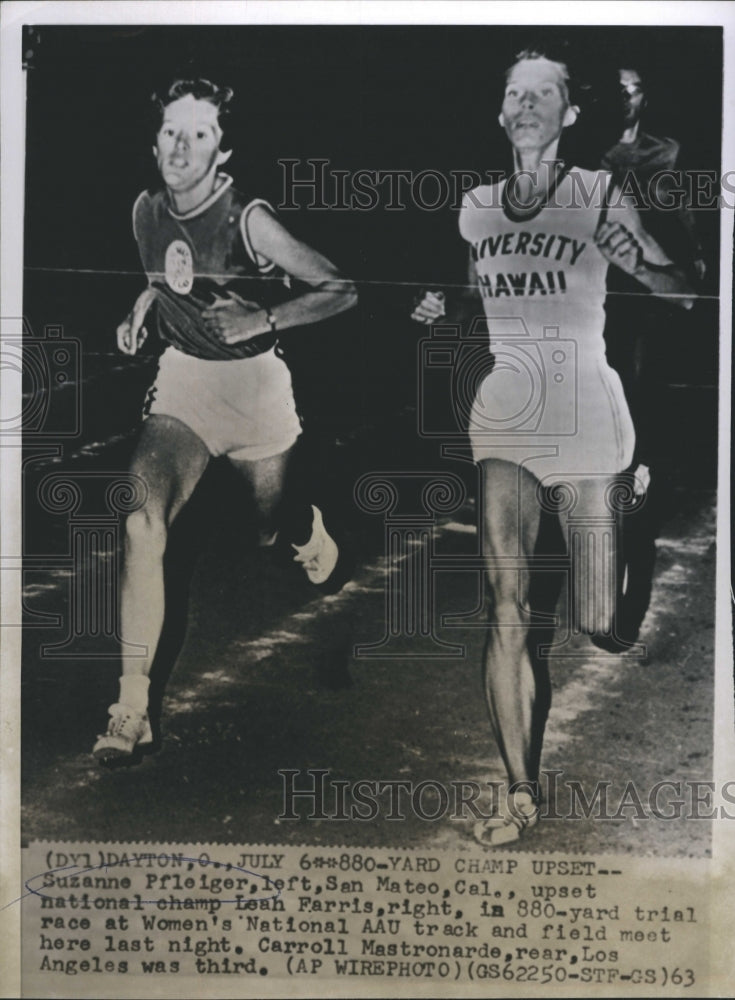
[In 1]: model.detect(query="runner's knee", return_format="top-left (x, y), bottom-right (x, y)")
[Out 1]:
top-left (484, 568), bottom-right (531, 625)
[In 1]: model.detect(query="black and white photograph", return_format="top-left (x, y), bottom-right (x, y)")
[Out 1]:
top-left (1, 2), bottom-right (733, 996)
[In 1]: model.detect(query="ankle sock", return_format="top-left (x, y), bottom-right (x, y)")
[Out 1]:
top-left (118, 674), bottom-right (150, 714)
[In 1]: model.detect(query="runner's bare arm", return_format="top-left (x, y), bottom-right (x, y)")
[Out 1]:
top-left (410, 253), bottom-right (482, 324)
top-left (596, 196), bottom-right (695, 310)
top-left (203, 205), bottom-right (357, 345)
top-left (117, 286), bottom-right (158, 355)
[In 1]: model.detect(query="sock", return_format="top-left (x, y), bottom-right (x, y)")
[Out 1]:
top-left (118, 674), bottom-right (150, 714)
top-left (510, 791), bottom-right (537, 814)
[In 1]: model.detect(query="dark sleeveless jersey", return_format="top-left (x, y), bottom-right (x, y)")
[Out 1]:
top-left (133, 174), bottom-right (289, 360)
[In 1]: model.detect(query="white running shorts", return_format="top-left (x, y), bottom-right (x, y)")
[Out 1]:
top-left (143, 345), bottom-right (302, 461)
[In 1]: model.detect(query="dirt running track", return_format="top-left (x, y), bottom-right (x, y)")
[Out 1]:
top-left (21, 472), bottom-right (717, 858)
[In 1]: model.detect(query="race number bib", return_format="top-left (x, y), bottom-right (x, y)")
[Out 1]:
top-left (164, 240), bottom-right (194, 294)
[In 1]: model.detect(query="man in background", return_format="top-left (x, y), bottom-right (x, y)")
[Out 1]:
top-left (596, 64), bottom-right (704, 651)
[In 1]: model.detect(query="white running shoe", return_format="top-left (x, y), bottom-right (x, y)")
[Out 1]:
top-left (93, 703), bottom-right (153, 761)
top-left (292, 505), bottom-right (339, 585)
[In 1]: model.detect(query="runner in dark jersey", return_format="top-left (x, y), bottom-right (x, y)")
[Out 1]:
top-left (93, 78), bottom-right (357, 762)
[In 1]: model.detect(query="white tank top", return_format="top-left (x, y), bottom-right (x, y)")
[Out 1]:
top-left (459, 168), bottom-right (611, 357)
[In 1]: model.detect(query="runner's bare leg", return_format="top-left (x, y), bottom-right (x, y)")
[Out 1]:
top-left (479, 459), bottom-right (543, 790)
top-left (228, 448), bottom-right (294, 545)
top-left (120, 414), bottom-right (210, 676)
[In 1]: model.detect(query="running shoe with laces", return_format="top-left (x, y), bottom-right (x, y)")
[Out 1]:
top-left (93, 703), bottom-right (153, 761)
top-left (473, 791), bottom-right (539, 847)
top-left (292, 505), bottom-right (339, 585)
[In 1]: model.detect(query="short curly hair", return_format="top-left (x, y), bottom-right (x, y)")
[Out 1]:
top-left (151, 77), bottom-right (234, 141)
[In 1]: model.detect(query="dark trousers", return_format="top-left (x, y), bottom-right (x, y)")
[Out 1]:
top-left (602, 294), bottom-right (672, 643)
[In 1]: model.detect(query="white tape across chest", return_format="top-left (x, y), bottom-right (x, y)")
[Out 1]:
top-left (164, 239), bottom-right (194, 294)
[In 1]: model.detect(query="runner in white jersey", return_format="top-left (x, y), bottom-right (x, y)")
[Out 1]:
top-left (93, 78), bottom-right (357, 762)
top-left (412, 51), bottom-right (694, 845)
top-left (459, 164), bottom-right (635, 483)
